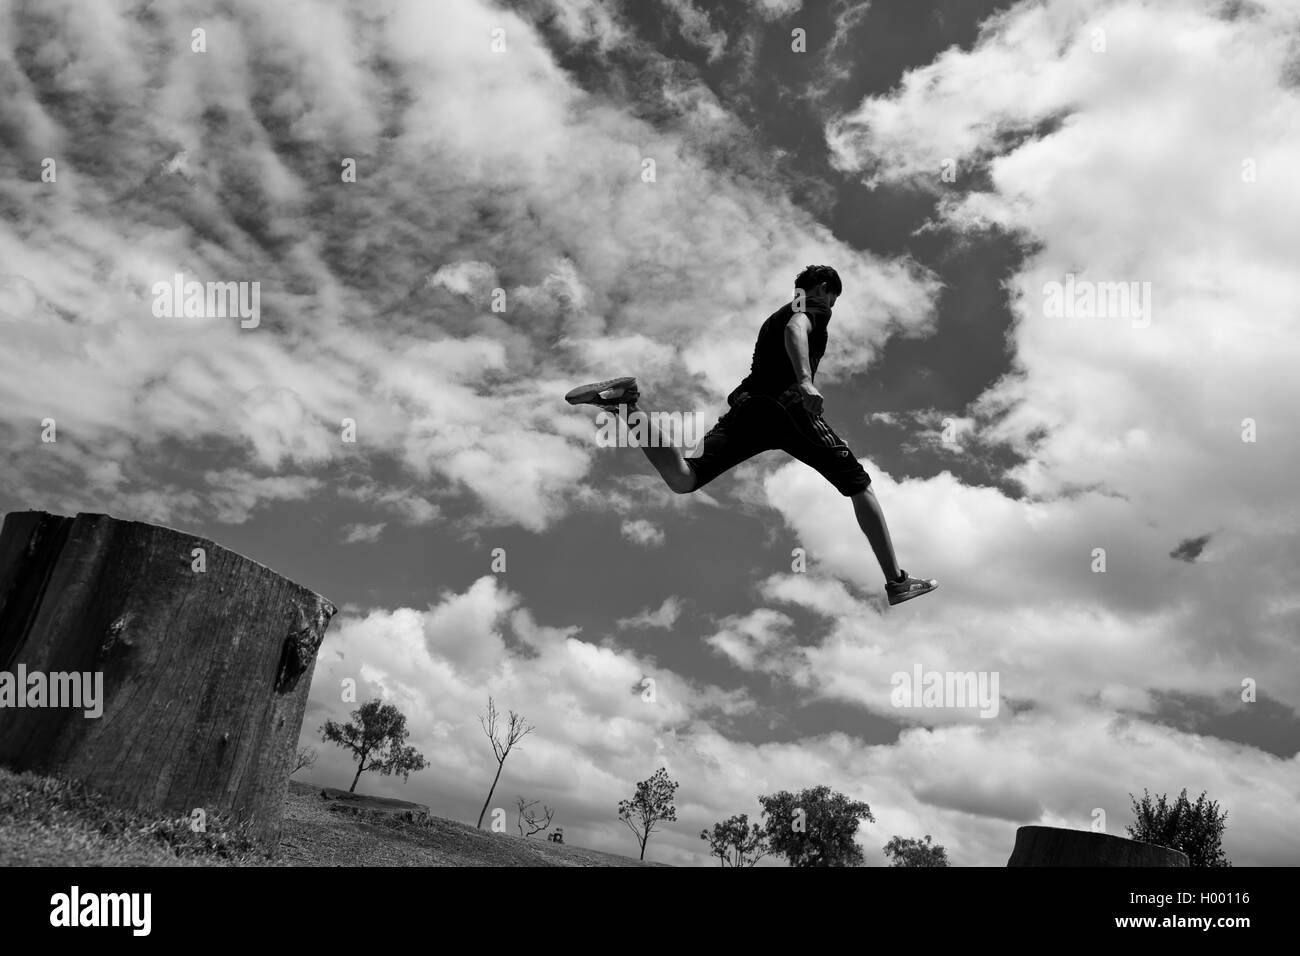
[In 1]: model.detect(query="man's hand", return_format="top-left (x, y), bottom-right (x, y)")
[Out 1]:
top-left (797, 380), bottom-right (824, 416)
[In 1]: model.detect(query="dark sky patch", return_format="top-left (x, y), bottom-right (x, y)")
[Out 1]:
top-left (1146, 689), bottom-right (1299, 759)
top-left (1169, 533), bottom-right (1212, 563)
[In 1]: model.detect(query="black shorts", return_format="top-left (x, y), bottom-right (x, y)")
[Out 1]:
top-left (685, 386), bottom-right (871, 496)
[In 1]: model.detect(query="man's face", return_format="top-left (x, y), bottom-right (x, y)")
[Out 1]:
top-left (819, 283), bottom-right (839, 308)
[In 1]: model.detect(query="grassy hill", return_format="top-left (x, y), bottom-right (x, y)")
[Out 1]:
top-left (0, 768), bottom-right (665, 867)
top-left (283, 781), bottom-right (664, 866)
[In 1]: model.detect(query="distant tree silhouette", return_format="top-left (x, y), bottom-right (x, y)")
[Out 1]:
top-left (516, 796), bottom-right (555, 838)
top-left (475, 697), bottom-right (534, 828)
top-left (884, 834), bottom-right (949, 867)
top-left (292, 745), bottom-right (318, 776)
top-left (321, 699), bottom-right (427, 793)
top-left (758, 785), bottom-right (873, 867)
top-left (619, 767), bottom-right (679, 860)
top-left (1127, 788), bottom-right (1230, 867)
top-left (701, 813), bottom-right (769, 866)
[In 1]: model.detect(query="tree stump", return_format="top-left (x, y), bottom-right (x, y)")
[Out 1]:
top-left (0, 511), bottom-right (336, 843)
top-left (1008, 825), bottom-right (1189, 866)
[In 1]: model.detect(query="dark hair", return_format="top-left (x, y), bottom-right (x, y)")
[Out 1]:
top-left (794, 264), bottom-right (842, 295)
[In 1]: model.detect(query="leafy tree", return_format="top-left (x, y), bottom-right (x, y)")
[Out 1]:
top-left (320, 699), bottom-right (428, 793)
top-left (758, 785), bottom-right (873, 867)
top-left (701, 813), bottom-right (769, 867)
top-left (292, 745), bottom-right (318, 776)
top-left (618, 767), bottom-right (679, 861)
top-left (883, 834), bottom-right (949, 867)
top-left (476, 697), bottom-right (535, 828)
top-left (1127, 788), bottom-right (1230, 867)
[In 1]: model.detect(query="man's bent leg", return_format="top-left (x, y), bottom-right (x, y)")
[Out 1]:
top-left (654, 400), bottom-right (765, 497)
top-left (638, 430), bottom-right (697, 493)
top-left (568, 377), bottom-right (700, 493)
top-left (620, 404), bottom-right (697, 494)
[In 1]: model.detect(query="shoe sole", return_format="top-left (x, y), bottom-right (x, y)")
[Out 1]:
top-left (887, 581), bottom-right (938, 607)
top-left (565, 377), bottom-right (637, 406)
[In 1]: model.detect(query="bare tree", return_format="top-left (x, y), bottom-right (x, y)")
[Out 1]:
top-left (475, 697), bottom-right (535, 828)
top-left (292, 745), bottom-right (318, 776)
top-left (516, 797), bottom-right (555, 838)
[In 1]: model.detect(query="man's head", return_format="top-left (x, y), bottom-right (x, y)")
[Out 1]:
top-left (795, 264), bottom-right (842, 308)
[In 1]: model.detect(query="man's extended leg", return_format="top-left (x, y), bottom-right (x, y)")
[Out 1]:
top-left (851, 487), bottom-right (937, 604)
top-left (773, 393), bottom-right (937, 605)
top-left (851, 487), bottom-right (902, 582)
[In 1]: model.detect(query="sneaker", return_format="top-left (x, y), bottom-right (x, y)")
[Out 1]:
top-left (564, 376), bottom-right (639, 409)
top-left (886, 570), bottom-right (938, 607)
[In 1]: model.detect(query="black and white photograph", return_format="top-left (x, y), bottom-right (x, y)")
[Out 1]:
top-left (0, 0), bottom-right (1294, 935)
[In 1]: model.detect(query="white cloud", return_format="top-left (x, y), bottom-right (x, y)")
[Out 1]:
top-left (339, 483), bottom-right (441, 526)
top-left (617, 596), bottom-right (682, 630)
top-left (306, 577), bottom-right (1300, 865)
top-left (546, 0), bottom-right (629, 50)
top-left (662, 0), bottom-right (728, 61)
top-left (0, 0), bottom-right (937, 533)
top-left (307, 576), bottom-right (766, 863)
top-left (678, 0), bottom-right (1300, 862)
top-left (620, 518), bottom-right (665, 547)
top-left (342, 522), bottom-right (386, 544)
top-left (705, 608), bottom-right (795, 672)
top-left (807, 0), bottom-right (1300, 710)
top-left (426, 261), bottom-right (499, 298)
top-left (750, 0), bottom-right (804, 17)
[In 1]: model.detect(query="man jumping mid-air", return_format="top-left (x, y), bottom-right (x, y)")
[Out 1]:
top-left (565, 264), bottom-right (937, 607)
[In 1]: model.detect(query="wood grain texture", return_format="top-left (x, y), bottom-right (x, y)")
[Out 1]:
top-left (0, 511), bottom-right (336, 843)
top-left (1007, 825), bottom-right (1190, 866)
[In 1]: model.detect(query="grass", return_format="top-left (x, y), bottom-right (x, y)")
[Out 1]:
top-left (0, 768), bottom-right (665, 867)
top-left (0, 767), bottom-right (274, 866)
top-left (281, 781), bottom-right (664, 865)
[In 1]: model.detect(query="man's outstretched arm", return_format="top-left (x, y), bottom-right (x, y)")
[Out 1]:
top-left (784, 312), bottom-right (823, 414)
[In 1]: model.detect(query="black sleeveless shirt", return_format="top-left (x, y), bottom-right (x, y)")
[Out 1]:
top-left (729, 294), bottom-right (833, 402)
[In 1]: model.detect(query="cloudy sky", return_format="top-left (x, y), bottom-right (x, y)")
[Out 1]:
top-left (2, 0), bottom-right (1298, 865)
